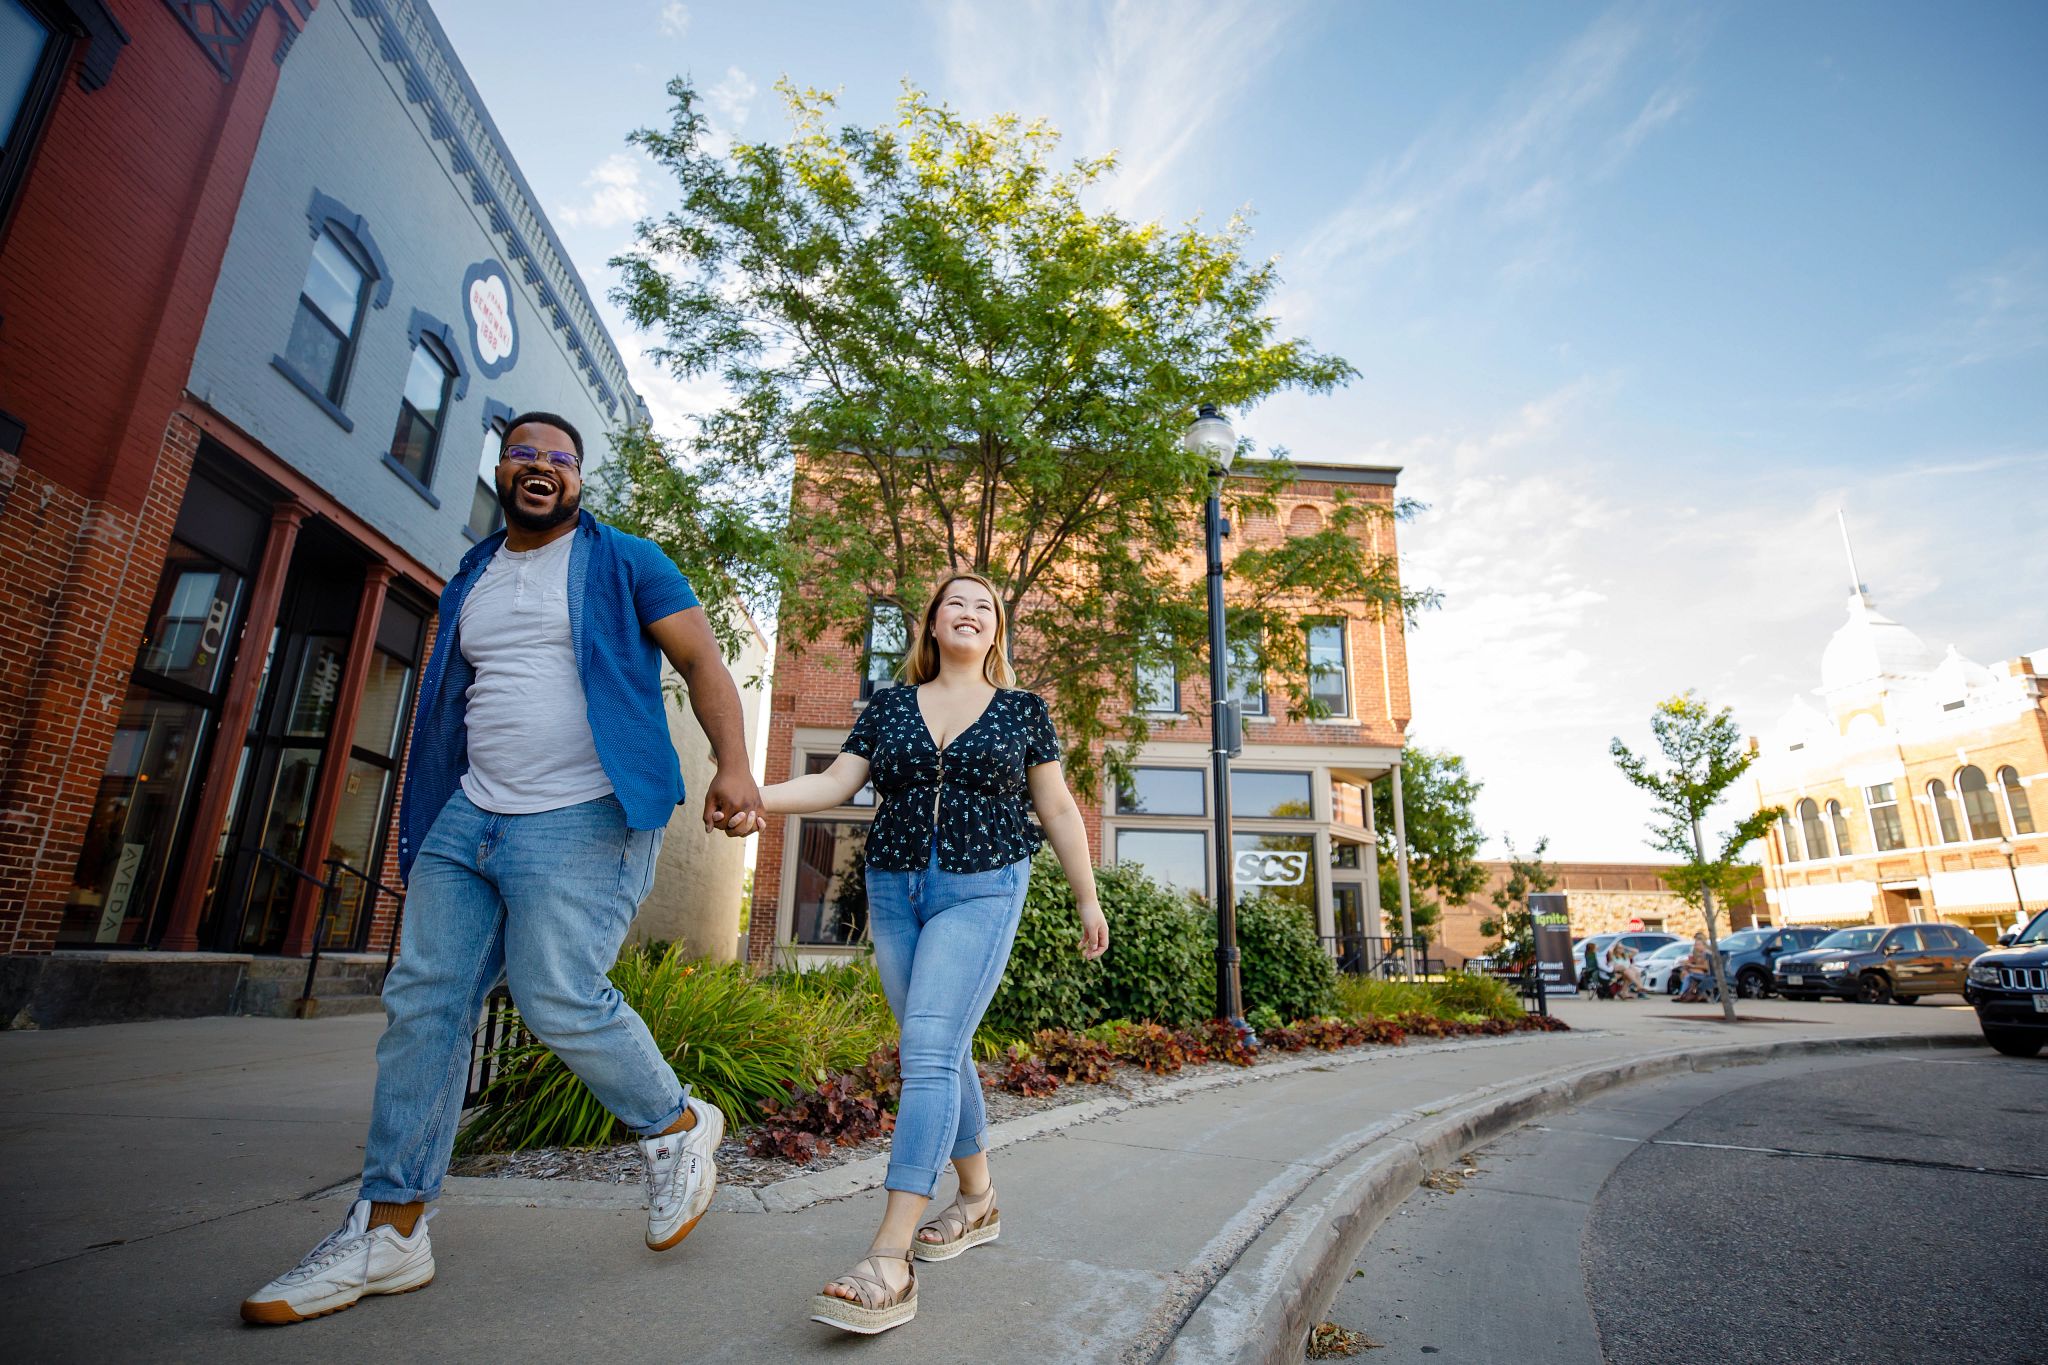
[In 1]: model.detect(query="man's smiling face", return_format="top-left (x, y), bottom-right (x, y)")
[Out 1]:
top-left (496, 420), bottom-right (583, 533)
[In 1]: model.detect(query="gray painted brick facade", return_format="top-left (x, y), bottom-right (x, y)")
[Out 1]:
top-left (188, 0), bottom-right (639, 582)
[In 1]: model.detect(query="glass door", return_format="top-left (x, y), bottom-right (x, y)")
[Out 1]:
top-left (204, 530), bottom-right (362, 953)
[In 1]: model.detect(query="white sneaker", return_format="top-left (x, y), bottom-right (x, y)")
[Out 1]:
top-left (641, 1095), bottom-right (724, 1250)
top-left (240, 1199), bottom-right (435, 1325)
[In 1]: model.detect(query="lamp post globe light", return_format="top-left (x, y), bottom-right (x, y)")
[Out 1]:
top-left (1183, 403), bottom-right (1248, 1030)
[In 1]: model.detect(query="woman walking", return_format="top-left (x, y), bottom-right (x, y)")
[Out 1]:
top-left (738, 573), bottom-right (1106, 1335)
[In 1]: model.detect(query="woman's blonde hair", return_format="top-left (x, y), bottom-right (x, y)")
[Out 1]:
top-left (902, 572), bottom-right (1016, 688)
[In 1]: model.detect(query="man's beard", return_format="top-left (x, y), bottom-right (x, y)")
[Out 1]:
top-left (498, 474), bottom-right (581, 532)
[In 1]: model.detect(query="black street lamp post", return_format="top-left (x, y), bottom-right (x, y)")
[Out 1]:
top-left (1185, 403), bottom-right (1247, 1029)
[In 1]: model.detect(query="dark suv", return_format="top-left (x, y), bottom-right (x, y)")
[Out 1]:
top-left (1963, 909), bottom-right (2048, 1057)
top-left (1773, 922), bottom-right (1987, 1004)
top-left (1715, 926), bottom-right (1835, 998)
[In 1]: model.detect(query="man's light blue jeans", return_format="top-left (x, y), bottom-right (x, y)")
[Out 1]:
top-left (866, 850), bottom-right (1031, 1198)
top-left (360, 791), bottom-right (685, 1205)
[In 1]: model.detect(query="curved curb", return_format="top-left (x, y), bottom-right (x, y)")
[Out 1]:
top-left (415, 1031), bottom-right (1563, 1215)
top-left (1158, 1030), bottom-right (1983, 1365)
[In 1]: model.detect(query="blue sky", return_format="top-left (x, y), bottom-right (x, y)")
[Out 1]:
top-left (431, 0), bottom-right (2047, 859)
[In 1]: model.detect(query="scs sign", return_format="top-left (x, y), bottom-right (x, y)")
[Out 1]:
top-left (1235, 849), bottom-right (1308, 887)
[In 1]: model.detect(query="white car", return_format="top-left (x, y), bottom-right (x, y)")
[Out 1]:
top-left (1637, 940), bottom-right (1694, 994)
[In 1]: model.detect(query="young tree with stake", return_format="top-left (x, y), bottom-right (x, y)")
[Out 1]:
top-left (1610, 692), bottom-right (1782, 1023)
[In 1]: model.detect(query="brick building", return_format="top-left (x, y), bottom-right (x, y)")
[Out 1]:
top-left (1749, 581), bottom-right (2045, 942)
top-left (1431, 861), bottom-right (1767, 968)
top-left (0, 0), bottom-right (702, 1025)
top-left (746, 455), bottom-right (1416, 969)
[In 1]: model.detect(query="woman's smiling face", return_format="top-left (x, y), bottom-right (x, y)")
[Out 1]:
top-left (931, 578), bottom-right (999, 660)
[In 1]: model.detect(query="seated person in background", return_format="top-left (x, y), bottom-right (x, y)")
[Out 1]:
top-left (1611, 942), bottom-right (1644, 999)
top-left (1675, 933), bottom-right (1716, 1001)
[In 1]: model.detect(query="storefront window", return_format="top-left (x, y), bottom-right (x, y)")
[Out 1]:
top-left (1233, 831), bottom-right (1317, 914)
top-left (60, 695), bottom-right (211, 945)
top-left (320, 758), bottom-right (392, 948)
top-left (351, 651), bottom-right (414, 759)
top-left (1232, 769), bottom-right (1313, 819)
top-left (794, 819), bottom-right (870, 944)
top-left (138, 547), bottom-right (244, 692)
top-left (286, 635), bottom-right (349, 738)
top-left (1114, 767), bottom-right (1206, 816)
top-left (1114, 828), bottom-right (1208, 897)
top-left (60, 470), bottom-right (267, 947)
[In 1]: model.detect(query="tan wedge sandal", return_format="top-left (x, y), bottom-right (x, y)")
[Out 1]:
top-left (912, 1185), bottom-right (999, 1262)
top-left (810, 1247), bottom-right (917, 1335)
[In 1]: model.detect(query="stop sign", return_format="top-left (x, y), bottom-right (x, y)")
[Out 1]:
top-left (1626, 917), bottom-right (1644, 932)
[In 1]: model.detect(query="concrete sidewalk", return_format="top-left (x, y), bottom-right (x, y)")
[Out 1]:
top-left (0, 997), bottom-right (1984, 1362)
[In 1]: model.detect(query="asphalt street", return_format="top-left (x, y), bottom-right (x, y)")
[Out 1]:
top-left (1321, 1049), bottom-right (2047, 1365)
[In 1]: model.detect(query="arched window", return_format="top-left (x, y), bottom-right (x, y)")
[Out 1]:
top-left (386, 312), bottom-right (468, 495)
top-left (2000, 766), bottom-right (2035, 835)
top-left (1956, 766), bottom-right (2002, 840)
top-left (1779, 812), bottom-right (1802, 862)
top-left (1799, 798), bottom-right (1828, 860)
top-left (1827, 799), bottom-right (1852, 857)
top-left (1927, 779), bottom-right (1962, 843)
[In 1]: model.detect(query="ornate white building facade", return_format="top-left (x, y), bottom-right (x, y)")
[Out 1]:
top-left (1750, 584), bottom-right (2046, 941)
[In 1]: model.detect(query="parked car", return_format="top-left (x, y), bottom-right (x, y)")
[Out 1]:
top-left (1715, 926), bottom-right (1836, 998)
top-left (1773, 922), bottom-right (1987, 1003)
top-left (1638, 940), bottom-right (1693, 994)
top-left (1963, 908), bottom-right (2048, 1058)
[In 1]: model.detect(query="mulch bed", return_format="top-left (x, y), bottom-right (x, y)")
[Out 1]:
top-left (449, 1022), bottom-right (1556, 1190)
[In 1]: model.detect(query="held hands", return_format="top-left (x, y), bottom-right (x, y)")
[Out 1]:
top-left (1077, 902), bottom-right (1109, 960)
top-left (702, 769), bottom-right (766, 839)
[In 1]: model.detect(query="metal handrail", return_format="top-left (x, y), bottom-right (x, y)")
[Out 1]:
top-left (251, 850), bottom-right (338, 1011)
top-left (323, 858), bottom-right (406, 970)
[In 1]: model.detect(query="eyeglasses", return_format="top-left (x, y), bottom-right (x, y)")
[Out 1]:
top-left (503, 444), bottom-right (581, 470)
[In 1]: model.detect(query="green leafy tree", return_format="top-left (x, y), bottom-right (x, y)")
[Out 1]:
top-left (1610, 692), bottom-right (1782, 1022)
top-left (1478, 836), bottom-right (1556, 967)
top-left (1372, 748), bottom-right (1486, 947)
top-left (609, 81), bottom-right (1436, 794)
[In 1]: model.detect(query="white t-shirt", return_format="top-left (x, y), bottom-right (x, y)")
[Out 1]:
top-left (457, 533), bottom-right (614, 813)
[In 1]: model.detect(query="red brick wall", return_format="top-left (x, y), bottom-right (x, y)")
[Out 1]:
top-left (0, 417), bottom-right (196, 953)
top-left (0, 4), bottom-right (301, 953)
top-left (745, 467), bottom-right (1413, 965)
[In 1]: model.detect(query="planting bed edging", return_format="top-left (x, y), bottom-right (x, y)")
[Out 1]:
top-left (412, 1028), bottom-right (1585, 1215)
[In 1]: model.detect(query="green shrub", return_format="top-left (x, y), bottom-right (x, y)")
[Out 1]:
top-left (1427, 971), bottom-right (1522, 1022)
top-left (1334, 976), bottom-right (1437, 1022)
top-left (1078, 861), bottom-right (1210, 1028)
top-left (459, 951), bottom-right (818, 1152)
top-left (981, 851), bottom-right (1090, 1039)
top-left (1225, 894), bottom-right (1337, 1022)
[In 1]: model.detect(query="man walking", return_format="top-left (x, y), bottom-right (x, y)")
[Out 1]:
top-left (241, 413), bottom-right (764, 1325)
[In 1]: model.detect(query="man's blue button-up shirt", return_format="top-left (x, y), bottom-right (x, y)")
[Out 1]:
top-left (397, 510), bottom-right (700, 880)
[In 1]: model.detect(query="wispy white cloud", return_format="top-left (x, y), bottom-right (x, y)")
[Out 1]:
top-left (1287, 6), bottom-right (1695, 303)
top-left (659, 2), bottom-right (689, 38)
top-left (1344, 372), bottom-right (2048, 859)
top-left (1838, 248), bottom-right (2048, 406)
top-left (557, 152), bottom-right (651, 230)
top-left (705, 65), bottom-right (759, 128)
top-left (927, 0), bottom-right (1300, 218)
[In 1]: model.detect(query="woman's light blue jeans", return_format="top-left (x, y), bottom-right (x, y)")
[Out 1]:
top-left (866, 849), bottom-right (1031, 1197)
top-left (360, 791), bottom-right (685, 1204)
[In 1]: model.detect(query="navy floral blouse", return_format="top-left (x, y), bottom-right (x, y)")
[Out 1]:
top-left (842, 685), bottom-right (1063, 872)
